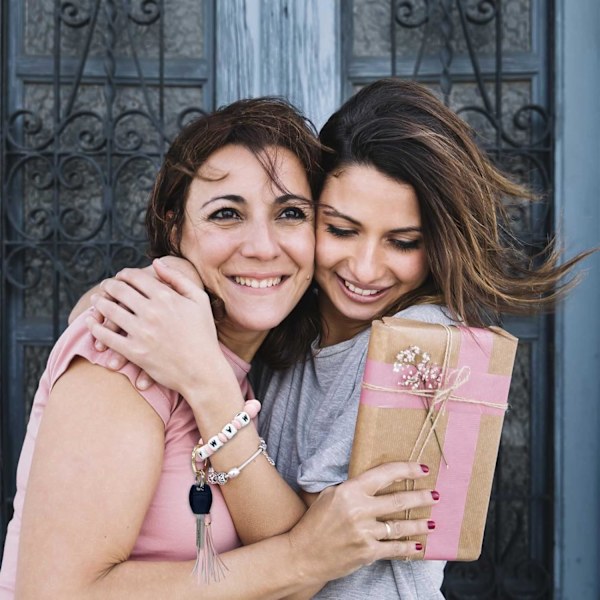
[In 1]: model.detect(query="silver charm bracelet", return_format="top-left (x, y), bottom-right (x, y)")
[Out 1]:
top-left (207, 438), bottom-right (275, 485)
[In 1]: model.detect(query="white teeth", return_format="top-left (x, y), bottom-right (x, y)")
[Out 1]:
top-left (344, 280), bottom-right (380, 296)
top-left (234, 276), bottom-right (282, 289)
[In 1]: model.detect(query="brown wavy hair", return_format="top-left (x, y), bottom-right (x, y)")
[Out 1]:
top-left (146, 97), bottom-right (321, 368)
top-left (317, 78), bottom-right (593, 326)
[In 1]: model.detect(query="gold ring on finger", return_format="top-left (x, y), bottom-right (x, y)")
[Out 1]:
top-left (384, 520), bottom-right (393, 540)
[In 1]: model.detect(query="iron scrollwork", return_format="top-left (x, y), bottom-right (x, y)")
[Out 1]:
top-left (3, 0), bottom-right (206, 312)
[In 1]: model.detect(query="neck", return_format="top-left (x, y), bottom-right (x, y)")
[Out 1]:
top-left (216, 323), bottom-right (268, 363)
top-left (318, 294), bottom-right (370, 347)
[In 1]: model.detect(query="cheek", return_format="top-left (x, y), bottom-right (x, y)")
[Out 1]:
top-left (285, 228), bottom-right (316, 272)
top-left (315, 233), bottom-right (340, 270)
top-left (180, 233), bottom-right (230, 282)
top-left (405, 250), bottom-right (430, 284)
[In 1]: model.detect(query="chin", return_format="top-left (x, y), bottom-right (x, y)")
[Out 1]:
top-left (230, 312), bottom-right (290, 335)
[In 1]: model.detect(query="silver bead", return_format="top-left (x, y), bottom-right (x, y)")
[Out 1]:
top-left (227, 467), bottom-right (240, 479)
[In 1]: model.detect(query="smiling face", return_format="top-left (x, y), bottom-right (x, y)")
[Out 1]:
top-left (315, 164), bottom-right (429, 345)
top-left (179, 144), bottom-right (315, 359)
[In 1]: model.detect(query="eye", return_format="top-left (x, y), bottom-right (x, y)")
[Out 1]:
top-left (279, 206), bottom-right (308, 220)
top-left (389, 238), bottom-right (422, 252)
top-left (326, 224), bottom-right (356, 238)
top-left (208, 207), bottom-right (241, 221)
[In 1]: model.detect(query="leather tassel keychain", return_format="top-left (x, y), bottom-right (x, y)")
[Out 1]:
top-left (190, 446), bottom-right (227, 583)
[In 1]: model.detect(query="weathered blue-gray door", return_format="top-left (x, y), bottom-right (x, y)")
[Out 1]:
top-left (0, 0), bottom-right (215, 551)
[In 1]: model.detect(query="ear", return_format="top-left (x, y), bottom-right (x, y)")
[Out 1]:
top-left (166, 210), bottom-right (179, 253)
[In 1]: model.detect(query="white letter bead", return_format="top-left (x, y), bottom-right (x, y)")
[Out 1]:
top-left (235, 411), bottom-right (251, 426)
top-left (207, 435), bottom-right (224, 451)
top-left (227, 467), bottom-right (241, 479)
top-left (221, 423), bottom-right (237, 439)
top-left (198, 446), bottom-right (212, 461)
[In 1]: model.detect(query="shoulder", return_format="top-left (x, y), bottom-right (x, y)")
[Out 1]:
top-left (48, 310), bottom-right (179, 426)
top-left (393, 303), bottom-right (456, 326)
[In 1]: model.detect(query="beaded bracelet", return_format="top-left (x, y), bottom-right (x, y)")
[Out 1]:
top-left (207, 438), bottom-right (275, 485)
top-left (193, 399), bottom-right (261, 462)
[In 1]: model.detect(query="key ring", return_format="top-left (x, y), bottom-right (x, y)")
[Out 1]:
top-left (191, 443), bottom-right (207, 487)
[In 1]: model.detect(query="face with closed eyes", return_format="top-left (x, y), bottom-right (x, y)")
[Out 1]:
top-left (179, 144), bottom-right (315, 359)
top-left (315, 164), bottom-right (429, 345)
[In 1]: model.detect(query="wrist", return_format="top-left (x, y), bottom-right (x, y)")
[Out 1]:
top-left (180, 355), bottom-right (239, 401)
top-left (284, 529), bottom-right (323, 589)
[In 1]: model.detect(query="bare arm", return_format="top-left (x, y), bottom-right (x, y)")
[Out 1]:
top-left (16, 359), bottom-right (434, 599)
top-left (14, 358), bottom-right (308, 599)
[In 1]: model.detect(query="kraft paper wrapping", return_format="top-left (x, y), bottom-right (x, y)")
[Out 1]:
top-left (348, 317), bottom-right (518, 561)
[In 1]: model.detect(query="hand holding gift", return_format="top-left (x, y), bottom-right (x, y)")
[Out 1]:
top-left (349, 317), bottom-right (518, 561)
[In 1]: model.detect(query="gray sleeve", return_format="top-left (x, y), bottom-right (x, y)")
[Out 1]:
top-left (296, 339), bottom-right (369, 493)
top-left (296, 391), bottom-right (362, 493)
top-left (396, 303), bottom-right (456, 325)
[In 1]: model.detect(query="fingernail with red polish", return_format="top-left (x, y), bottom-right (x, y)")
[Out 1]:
top-left (431, 490), bottom-right (440, 501)
top-left (415, 543), bottom-right (423, 551)
top-left (420, 464), bottom-right (429, 473)
top-left (427, 520), bottom-right (436, 530)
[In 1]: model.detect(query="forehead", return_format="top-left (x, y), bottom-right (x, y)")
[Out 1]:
top-left (320, 164), bottom-right (421, 224)
top-left (196, 144), bottom-right (308, 186)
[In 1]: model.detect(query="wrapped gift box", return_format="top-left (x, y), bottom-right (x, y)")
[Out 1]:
top-left (348, 316), bottom-right (518, 561)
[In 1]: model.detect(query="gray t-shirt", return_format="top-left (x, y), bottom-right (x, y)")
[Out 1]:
top-left (256, 305), bottom-right (454, 599)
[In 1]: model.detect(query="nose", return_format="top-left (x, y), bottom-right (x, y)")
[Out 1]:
top-left (239, 217), bottom-right (281, 260)
top-left (350, 239), bottom-right (386, 284)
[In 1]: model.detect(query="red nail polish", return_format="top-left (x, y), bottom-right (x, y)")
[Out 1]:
top-left (415, 542), bottom-right (423, 551)
top-left (431, 490), bottom-right (440, 501)
top-left (420, 464), bottom-right (429, 473)
top-left (427, 520), bottom-right (436, 530)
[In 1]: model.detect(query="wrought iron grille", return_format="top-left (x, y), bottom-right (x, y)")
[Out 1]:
top-left (344, 1), bottom-right (554, 597)
top-left (0, 0), bottom-right (214, 553)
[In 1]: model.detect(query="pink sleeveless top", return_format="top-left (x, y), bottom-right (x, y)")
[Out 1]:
top-left (0, 310), bottom-right (250, 597)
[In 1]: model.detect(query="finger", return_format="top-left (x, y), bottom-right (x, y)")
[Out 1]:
top-left (89, 296), bottom-right (124, 350)
top-left (152, 258), bottom-right (206, 298)
top-left (85, 316), bottom-right (131, 359)
top-left (375, 538), bottom-right (425, 561)
top-left (376, 518), bottom-right (435, 541)
top-left (105, 351), bottom-right (129, 372)
top-left (101, 277), bottom-right (151, 314)
top-left (371, 487), bottom-right (439, 518)
top-left (158, 255), bottom-right (203, 287)
top-left (135, 371), bottom-right (155, 391)
top-left (92, 296), bottom-right (137, 334)
top-left (87, 305), bottom-right (109, 351)
top-left (352, 462), bottom-right (430, 496)
top-left (113, 267), bottom-right (163, 299)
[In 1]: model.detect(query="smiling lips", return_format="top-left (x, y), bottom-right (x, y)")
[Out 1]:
top-left (339, 275), bottom-right (389, 300)
top-left (233, 275), bottom-right (284, 289)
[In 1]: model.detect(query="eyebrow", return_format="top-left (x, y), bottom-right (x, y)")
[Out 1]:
top-left (321, 206), bottom-right (422, 233)
top-left (202, 193), bottom-right (312, 209)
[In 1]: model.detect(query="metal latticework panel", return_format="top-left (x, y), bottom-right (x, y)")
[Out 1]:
top-left (344, 1), bottom-right (554, 596)
top-left (0, 0), bottom-right (214, 553)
